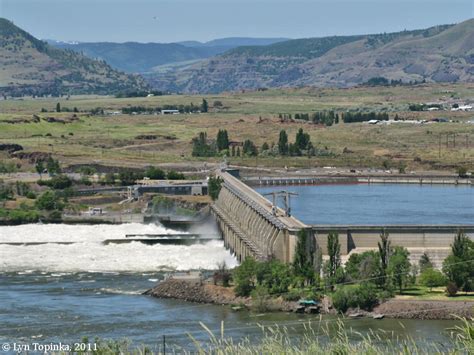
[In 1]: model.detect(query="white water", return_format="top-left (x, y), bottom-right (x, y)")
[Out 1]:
top-left (0, 223), bottom-right (237, 272)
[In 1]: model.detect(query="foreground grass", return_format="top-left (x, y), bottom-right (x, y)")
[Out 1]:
top-left (75, 317), bottom-right (473, 354)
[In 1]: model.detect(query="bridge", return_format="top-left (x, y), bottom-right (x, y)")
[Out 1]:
top-left (211, 170), bottom-right (473, 265)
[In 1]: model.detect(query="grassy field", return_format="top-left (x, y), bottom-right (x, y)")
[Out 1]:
top-left (397, 286), bottom-right (474, 301)
top-left (0, 83), bottom-right (473, 172)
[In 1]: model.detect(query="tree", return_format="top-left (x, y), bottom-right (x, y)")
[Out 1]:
top-left (419, 252), bottom-right (433, 272)
top-left (35, 191), bottom-right (64, 211)
top-left (261, 142), bottom-right (269, 151)
top-left (56, 102), bottom-right (61, 112)
top-left (278, 130), bottom-right (289, 155)
top-left (35, 161), bottom-right (45, 179)
top-left (326, 231), bottom-right (342, 289)
top-left (234, 257), bottom-right (257, 296)
top-left (378, 230), bottom-right (391, 288)
top-left (192, 132), bottom-right (216, 157)
top-left (46, 157), bottom-right (61, 176)
top-left (295, 128), bottom-right (310, 150)
top-left (145, 166), bottom-right (166, 180)
top-left (208, 176), bottom-right (223, 200)
top-left (242, 139), bottom-right (257, 156)
top-left (167, 170), bottom-right (185, 180)
top-left (442, 230), bottom-right (474, 292)
top-left (419, 268), bottom-right (446, 292)
top-left (292, 229), bottom-right (315, 286)
top-left (387, 246), bottom-right (411, 294)
top-left (216, 129), bottom-right (229, 151)
top-left (201, 99), bottom-right (208, 113)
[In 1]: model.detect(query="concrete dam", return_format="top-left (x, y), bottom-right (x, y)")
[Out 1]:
top-left (212, 170), bottom-right (473, 266)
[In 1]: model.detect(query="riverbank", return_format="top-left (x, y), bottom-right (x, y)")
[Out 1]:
top-left (145, 278), bottom-right (474, 320)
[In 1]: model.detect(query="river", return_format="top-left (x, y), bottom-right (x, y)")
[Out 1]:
top-left (0, 220), bottom-right (464, 351)
top-left (256, 183), bottom-right (474, 225)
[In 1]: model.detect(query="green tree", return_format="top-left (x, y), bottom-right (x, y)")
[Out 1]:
top-left (261, 142), bottom-right (269, 151)
top-left (326, 231), bottom-right (342, 290)
top-left (387, 246), bottom-right (411, 294)
top-left (292, 229), bottom-right (315, 286)
top-left (167, 170), bottom-right (185, 180)
top-left (145, 166), bottom-right (166, 180)
top-left (234, 257), bottom-right (257, 296)
top-left (192, 132), bottom-right (216, 157)
top-left (242, 139), bottom-right (257, 156)
top-left (208, 176), bottom-right (223, 200)
top-left (442, 230), bottom-right (474, 292)
top-left (278, 130), bottom-right (289, 155)
top-left (35, 161), bottom-right (45, 179)
top-left (418, 252), bottom-right (433, 272)
top-left (419, 268), bottom-right (447, 292)
top-left (201, 99), bottom-right (208, 113)
top-left (216, 129), bottom-right (230, 151)
top-left (295, 128), bottom-right (311, 150)
top-left (56, 102), bottom-right (61, 112)
top-left (378, 230), bottom-right (391, 288)
top-left (46, 157), bottom-right (61, 176)
top-left (35, 191), bottom-right (64, 211)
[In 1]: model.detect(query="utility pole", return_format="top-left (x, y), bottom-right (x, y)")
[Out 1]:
top-left (263, 190), bottom-right (298, 217)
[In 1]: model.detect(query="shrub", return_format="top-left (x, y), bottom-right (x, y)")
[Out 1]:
top-left (167, 170), bottom-right (185, 180)
top-left (26, 191), bottom-right (36, 199)
top-left (446, 282), bottom-right (458, 297)
top-left (419, 268), bottom-right (447, 291)
top-left (332, 283), bottom-right (379, 313)
top-left (38, 174), bottom-right (72, 189)
top-left (251, 286), bottom-right (270, 312)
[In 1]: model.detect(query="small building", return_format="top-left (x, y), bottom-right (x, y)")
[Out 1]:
top-left (367, 119), bottom-right (379, 124)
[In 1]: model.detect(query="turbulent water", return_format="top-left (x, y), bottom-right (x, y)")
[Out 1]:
top-left (0, 223), bottom-right (238, 272)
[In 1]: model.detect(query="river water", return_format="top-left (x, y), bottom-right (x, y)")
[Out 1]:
top-left (256, 183), bottom-right (474, 225)
top-left (0, 183), bottom-right (471, 351)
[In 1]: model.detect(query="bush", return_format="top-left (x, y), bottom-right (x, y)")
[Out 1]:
top-left (35, 191), bottom-right (64, 211)
top-left (26, 191), bottom-right (36, 199)
top-left (446, 282), bottom-right (458, 297)
top-left (167, 170), bottom-right (185, 180)
top-left (251, 286), bottom-right (270, 312)
top-left (332, 283), bottom-right (379, 313)
top-left (38, 174), bottom-right (72, 189)
top-left (419, 268), bottom-right (447, 291)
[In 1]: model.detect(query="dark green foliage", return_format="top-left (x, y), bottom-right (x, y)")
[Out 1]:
top-left (345, 250), bottom-right (381, 283)
top-left (208, 176), bottom-right (223, 200)
top-left (145, 166), bottom-right (166, 180)
top-left (261, 142), bottom-right (269, 151)
top-left (445, 281), bottom-right (458, 297)
top-left (234, 257), bottom-right (258, 296)
top-left (216, 129), bottom-right (229, 151)
top-left (442, 230), bottom-right (474, 292)
top-left (295, 128), bottom-right (311, 150)
top-left (167, 170), bottom-right (185, 180)
top-left (278, 130), bottom-right (289, 155)
top-left (118, 170), bottom-right (144, 186)
top-left (327, 231), bottom-right (341, 279)
top-left (387, 246), bottom-right (411, 294)
top-left (201, 99), bottom-right (208, 113)
top-left (419, 252), bottom-right (433, 272)
top-left (242, 139), bottom-right (258, 156)
top-left (56, 102), bottom-right (61, 112)
top-left (292, 229), bottom-right (315, 286)
top-left (192, 132), bottom-right (216, 157)
top-left (342, 111), bottom-right (389, 123)
top-left (38, 174), bottom-right (72, 189)
top-left (256, 260), bottom-right (293, 295)
top-left (332, 283), bottom-right (379, 313)
top-left (0, 208), bottom-right (40, 224)
top-left (378, 230), bottom-right (391, 288)
top-left (46, 157), bottom-right (61, 176)
top-left (35, 191), bottom-right (64, 211)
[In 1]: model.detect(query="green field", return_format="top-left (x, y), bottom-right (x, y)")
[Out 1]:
top-left (0, 83), bottom-right (473, 172)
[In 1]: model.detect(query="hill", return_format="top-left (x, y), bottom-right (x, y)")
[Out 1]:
top-left (52, 37), bottom-right (289, 73)
top-left (0, 18), bottom-right (148, 96)
top-left (147, 20), bottom-right (473, 93)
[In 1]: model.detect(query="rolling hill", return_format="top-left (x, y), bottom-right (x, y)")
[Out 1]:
top-left (0, 18), bottom-right (148, 96)
top-left (51, 37), bottom-right (289, 73)
top-left (146, 20), bottom-right (473, 93)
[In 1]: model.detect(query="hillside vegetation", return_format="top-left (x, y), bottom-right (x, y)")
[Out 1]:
top-left (0, 18), bottom-right (148, 96)
top-left (148, 20), bottom-right (473, 93)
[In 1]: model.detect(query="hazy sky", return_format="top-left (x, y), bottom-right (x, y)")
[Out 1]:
top-left (1, 0), bottom-right (472, 43)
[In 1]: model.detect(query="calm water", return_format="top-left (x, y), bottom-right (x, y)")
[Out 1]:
top-left (256, 183), bottom-right (474, 225)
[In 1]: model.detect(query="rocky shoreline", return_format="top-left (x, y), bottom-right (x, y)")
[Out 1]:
top-left (145, 279), bottom-right (474, 320)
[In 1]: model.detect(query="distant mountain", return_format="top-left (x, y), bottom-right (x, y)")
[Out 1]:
top-left (177, 37), bottom-right (290, 47)
top-left (0, 18), bottom-right (148, 96)
top-left (52, 37), bottom-right (289, 73)
top-left (147, 20), bottom-right (474, 93)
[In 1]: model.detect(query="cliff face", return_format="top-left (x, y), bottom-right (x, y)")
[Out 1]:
top-left (147, 20), bottom-right (474, 93)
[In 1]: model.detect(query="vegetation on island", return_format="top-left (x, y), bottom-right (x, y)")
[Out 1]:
top-left (230, 229), bottom-right (474, 313)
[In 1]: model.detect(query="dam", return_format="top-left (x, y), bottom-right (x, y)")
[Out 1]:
top-left (212, 170), bottom-right (473, 264)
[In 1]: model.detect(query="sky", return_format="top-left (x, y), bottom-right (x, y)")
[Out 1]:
top-left (1, 0), bottom-right (472, 43)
